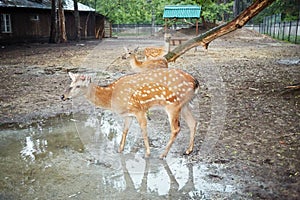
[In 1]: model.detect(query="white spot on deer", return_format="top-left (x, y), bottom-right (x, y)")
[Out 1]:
top-left (178, 83), bottom-right (184, 88)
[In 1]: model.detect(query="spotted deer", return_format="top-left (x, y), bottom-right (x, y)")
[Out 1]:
top-left (122, 47), bottom-right (168, 72)
top-left (144, 33), bottom-right (171, 59)
top-left (144, 47), bottom-right (166, 60)
top-left (61, 68), bottom-right (199, 159)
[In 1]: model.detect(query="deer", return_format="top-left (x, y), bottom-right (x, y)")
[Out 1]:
top-left (144, 46), bottom-right (166, 60)
top-left (122, 47), bottom-right (168, 72)
top-left (61, 68), bottom-right (199, 159)
top-left (144, 33), bottom-right (171, 60)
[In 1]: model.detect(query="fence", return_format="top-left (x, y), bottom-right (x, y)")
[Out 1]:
top-left (111, 24), bottom-right (190, 36)
top-left (258, 14), bottom-right (300, 44)
top-left (112, 24), bottom-right (162, 36)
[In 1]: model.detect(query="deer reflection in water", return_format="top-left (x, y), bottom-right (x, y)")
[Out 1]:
top-left (109, 154), bottom-right (202, 199)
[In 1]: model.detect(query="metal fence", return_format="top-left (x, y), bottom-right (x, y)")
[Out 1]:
top-left (258, 14), bottom-right (300, 44)
top-left (111, 24), bottom-right (190, 36)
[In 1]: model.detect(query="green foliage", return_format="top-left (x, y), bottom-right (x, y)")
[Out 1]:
top-left (79, 0), bottom-right (298, 25)
top-left (252, 0), bottom-right (300, 24)
top-left (202, 1), bottom-right (233, 22)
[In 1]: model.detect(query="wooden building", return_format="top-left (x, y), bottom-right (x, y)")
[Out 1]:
top-left (0, 0), bottom-right (111, 44)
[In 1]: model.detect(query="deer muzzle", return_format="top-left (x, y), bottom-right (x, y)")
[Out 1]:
top-left (61, 94), bottom-right (69, 101)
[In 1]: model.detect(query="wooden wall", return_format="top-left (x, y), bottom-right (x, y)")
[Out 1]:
top-left (0, 7), bottom-right (106, 44)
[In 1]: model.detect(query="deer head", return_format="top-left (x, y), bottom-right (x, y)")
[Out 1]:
top-left (122, 46), bottom-right (139, 59)
top-left (61, 72), bottom-right (91, 101)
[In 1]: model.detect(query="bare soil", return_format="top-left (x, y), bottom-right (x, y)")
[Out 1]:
top-left (0, 28), bottom-right (299, 199)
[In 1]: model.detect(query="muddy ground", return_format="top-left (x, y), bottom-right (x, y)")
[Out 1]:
top-left (0, 28), bottom-right (299, 199)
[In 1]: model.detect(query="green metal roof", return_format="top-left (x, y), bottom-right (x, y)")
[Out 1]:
top-left (163, 5), bottom-right (201, 19)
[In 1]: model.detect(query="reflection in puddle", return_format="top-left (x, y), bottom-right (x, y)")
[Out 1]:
top-left (105, 155), bottom-right (235, 199)
top-left (0, 113), bottom-right (241, 199)
top-left (20, 136), bottom-right (49, 161)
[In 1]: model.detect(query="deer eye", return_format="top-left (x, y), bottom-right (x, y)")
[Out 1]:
top-left (76, 85), bottom-right (80, 88)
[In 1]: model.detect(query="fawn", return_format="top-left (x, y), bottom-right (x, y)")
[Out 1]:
top-left (61, 68), bottom-right (199, 159)
top-left (143, 33), bottom-right (171, 59)
top-left (122, 47), bottom-right (168, 72)
top-left (144, 47), bottom-right (166, 59)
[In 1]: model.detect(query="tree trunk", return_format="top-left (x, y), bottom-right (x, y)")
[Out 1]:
top-left (233, 0), bottom-right (240, 17)
top-left (201, 16), bottom-right (206, 29)
top-left (74, 0), bottom-right (81, 41)
top-left (49, 0), bottom-right (58, 43)
top-left (164, 0), bottom-right (276, 62)
top-left (84, 12), bottom-right (91, 39)
top-left (58, 0), bottom-right (67, 42)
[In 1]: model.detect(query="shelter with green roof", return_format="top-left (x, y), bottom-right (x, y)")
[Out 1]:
top-left (163, 5), bottom-right (201, 35)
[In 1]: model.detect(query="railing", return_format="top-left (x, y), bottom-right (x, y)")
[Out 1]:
top-left (257, 14), bottom-right (300, 44)
top-left (111, 24), bottom-right (190, 36)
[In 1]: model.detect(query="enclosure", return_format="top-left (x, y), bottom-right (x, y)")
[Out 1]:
top-left (0, 27), bottom-right (299, 199)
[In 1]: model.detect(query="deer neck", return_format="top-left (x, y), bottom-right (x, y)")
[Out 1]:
top-left (130, 54), bottom-right (142, 68)
top-left (85, 83), bottom-right (112, 109)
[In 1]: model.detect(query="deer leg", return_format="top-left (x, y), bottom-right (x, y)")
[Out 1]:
top-left (182, 105), bottom-right (197, 155)
top-left (119, 116), bottom-right (133, 153)
top-left (135, 112), bottom-right (151, 158)
top-left (160, 107), bottom-right (181, 159)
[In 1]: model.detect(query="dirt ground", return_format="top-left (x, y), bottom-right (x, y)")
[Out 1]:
top-left (0, 28), bottom-right (299, 199)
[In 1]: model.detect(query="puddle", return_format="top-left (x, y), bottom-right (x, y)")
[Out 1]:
top-left (0, 112), bottom-right (242, 199)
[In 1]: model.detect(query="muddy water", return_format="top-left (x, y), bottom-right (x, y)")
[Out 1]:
top-left (0, 111), bottom-right (241, 199)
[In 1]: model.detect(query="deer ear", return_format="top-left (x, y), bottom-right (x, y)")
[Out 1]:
top-left (69, 72), bottom-right (76, 81)
top-left (134, 46), bottom-right (139, 53)
top-left (123, 46), bottom-right (129, 53)
top-left (87, 76), bottom-right (91, 83)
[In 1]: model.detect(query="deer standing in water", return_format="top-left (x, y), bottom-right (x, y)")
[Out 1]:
top-left (122, 47), bottom-right (168, 72)
top-left (61, 68), bottom-right (199, 158)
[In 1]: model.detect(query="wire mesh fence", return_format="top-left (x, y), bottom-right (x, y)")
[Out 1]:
top-left (258, 14), bottom-right (300, 44)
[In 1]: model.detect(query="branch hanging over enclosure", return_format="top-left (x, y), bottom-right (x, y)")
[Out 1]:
top-left (164, 0), bottom-right (275, 62)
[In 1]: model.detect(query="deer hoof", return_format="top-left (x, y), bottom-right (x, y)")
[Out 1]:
top-left (145, 152), bottom-right (150, 158)
top-left (118, 147), bottom-right (124, 153)
top-left (159, 154), bottom-right (166, 160)
top-left (183, 149), bottom-right (193, 155)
